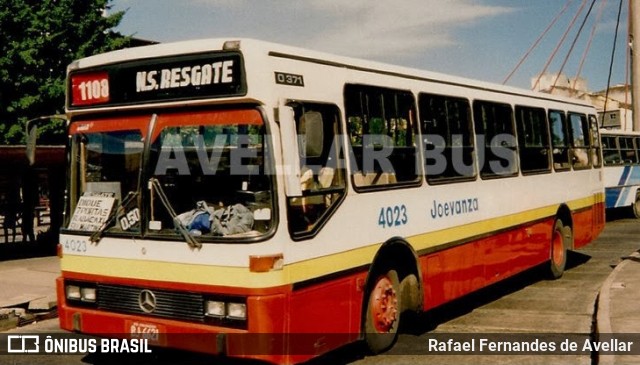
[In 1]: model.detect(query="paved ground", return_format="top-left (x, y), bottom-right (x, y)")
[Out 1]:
top-left (597, 248), bottom-right (640, 365)
top-left (0, 255), bottom-right (58, 331)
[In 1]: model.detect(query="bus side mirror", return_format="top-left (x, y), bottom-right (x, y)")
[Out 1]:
top-left (25, 114), bottom-right (67, 166)
top-left (26, 121), bottom-right (38, 166)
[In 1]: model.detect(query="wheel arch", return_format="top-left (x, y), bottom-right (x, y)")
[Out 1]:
top-left (362, 237), bottom-right (423, 325)
top-left (555, 204), bottom-right (573, 248)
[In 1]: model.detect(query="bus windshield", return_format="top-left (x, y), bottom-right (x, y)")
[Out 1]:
top-left (67, 116), bottom-right (147, 237)
top-left (65, 108), bottom-right (275, 243)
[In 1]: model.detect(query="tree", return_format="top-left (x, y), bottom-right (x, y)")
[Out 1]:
top-left (0, 0), bottom-right (131, 145)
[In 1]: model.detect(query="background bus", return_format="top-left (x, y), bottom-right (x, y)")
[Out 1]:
top-left (55, 38), bottom-right (605, 364)
top-left (600, 129), bottom-right (640, 217)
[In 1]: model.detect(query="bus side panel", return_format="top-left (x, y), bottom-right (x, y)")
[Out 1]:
top-left (572, 201), bottom-right (605, 249)
top-left (423, 243), bottom-right (483, 309)
top-left (286, 272), bottom-right (366, 363)
top-left (605, 187), bottom-right (625, 209)
top-left (595, 200), bottom-right (606, 239)
top-left (603, 165), bottom-right (639, 209)
top-left (481, 219), bottom-right (553, 286)
top-left (420, 218), bottom-right (553, 310)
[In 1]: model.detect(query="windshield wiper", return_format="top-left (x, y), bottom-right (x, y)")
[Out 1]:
top-left (149, 178), bottom-right (202, 249)
top-left (89, 190), bottom-right (138, 243)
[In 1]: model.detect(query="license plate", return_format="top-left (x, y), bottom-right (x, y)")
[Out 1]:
top-left (126, 320), bottom-right (165, 345)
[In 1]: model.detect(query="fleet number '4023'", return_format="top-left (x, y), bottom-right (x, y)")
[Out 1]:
top-left (63, 238), bottom-right (87, 253)
top-left (378, 205), bottom-right (408, 228)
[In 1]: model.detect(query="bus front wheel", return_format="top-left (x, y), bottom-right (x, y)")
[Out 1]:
top-left (364, 269), bottom-right (401, 353)
top-left (549, 220), bottom-right (570, 279)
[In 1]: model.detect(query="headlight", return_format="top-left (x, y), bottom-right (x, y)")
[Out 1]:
top-left (226, 303), bottom-right (247, 320)
top-left (66, 285), bottom-right (81, 300)
top-left (205, 300), bottom-right (226, 317)
top-left (204, 299), bottom-right (247, 321)
top-left (65, 282), bottom-right (97, 306)
top-left (80, 287), bottom-right (96, 302)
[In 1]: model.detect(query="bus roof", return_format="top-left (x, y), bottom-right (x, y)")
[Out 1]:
top-left (70, 37), bottom-right (594, 109)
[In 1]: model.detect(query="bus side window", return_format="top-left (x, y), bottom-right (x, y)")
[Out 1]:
top-left (515, 106), bottom-right (551, 174)
top-left (619, 137), bottom-right (638, 164)
top-left (549, 110), bottom-right (571, 171)
top-left (602, 136), bottom-right (621, 165)
top-left (589, 115), bottom-right (602, 168)
top-left (568, 113), bottom-right (591, 169)
top-left (286, 103), bottom-right (346, 238)
top-left (419, 93), bottom-right (476, 182)
top-left (473, 100), bottom-right (518, 178)
top-left (344, 84), bottom-right (420, 188)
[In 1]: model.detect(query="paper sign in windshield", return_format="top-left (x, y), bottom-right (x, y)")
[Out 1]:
top-left (68, 194), bottom-right (116, 231)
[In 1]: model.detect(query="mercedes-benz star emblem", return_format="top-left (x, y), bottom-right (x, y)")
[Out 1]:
top-left (138, 289), bottom-right (157, 313)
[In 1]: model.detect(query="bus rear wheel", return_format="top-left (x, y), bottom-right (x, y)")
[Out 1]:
top-left (549, 220), bottom-right (569, 279)
top-left (632, 192), bottom-right (640, 219)
top-left (364, 269), bottom-right (401, 353)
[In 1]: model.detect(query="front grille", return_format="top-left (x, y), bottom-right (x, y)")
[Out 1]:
top-left (97, 284), bottom-right (205, 322)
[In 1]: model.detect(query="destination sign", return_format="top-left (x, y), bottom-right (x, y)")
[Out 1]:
top-left (68, 52), bottom-right (246, 108)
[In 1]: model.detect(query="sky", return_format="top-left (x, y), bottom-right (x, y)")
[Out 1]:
top-left (109, 0), bottom-right (631, 92)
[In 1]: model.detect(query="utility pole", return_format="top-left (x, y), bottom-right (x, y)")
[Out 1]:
top-left (632, 0), bottom-right (640, 131)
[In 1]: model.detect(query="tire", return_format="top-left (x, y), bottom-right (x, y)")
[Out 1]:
top-left (363, 269), bottom-right (401, 354)
top-left (549, 220), bottom-right (569, 279)
top-left (632, 192), bottom-right (640, 219)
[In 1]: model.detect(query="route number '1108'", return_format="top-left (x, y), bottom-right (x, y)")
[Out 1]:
top-left (71, 71), bottom-right (110, 106)
top-left (78, 79), bottom-right (109, 101)
top-left (378, 205), bottom-right (408, 228)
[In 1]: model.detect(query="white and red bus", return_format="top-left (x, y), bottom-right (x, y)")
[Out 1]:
top-left (56, 38), bottom-right (605, 364)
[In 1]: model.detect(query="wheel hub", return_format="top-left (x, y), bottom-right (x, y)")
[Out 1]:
top-left (552, 229), bottom-right (565, 266)
top-left (371, 276), bottom-right (398, 333)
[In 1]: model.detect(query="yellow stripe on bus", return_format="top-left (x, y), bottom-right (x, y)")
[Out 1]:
top-left (61, 256), bottom-right (287, 289)
top-left (62, 194), bottom-right (603, 289)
